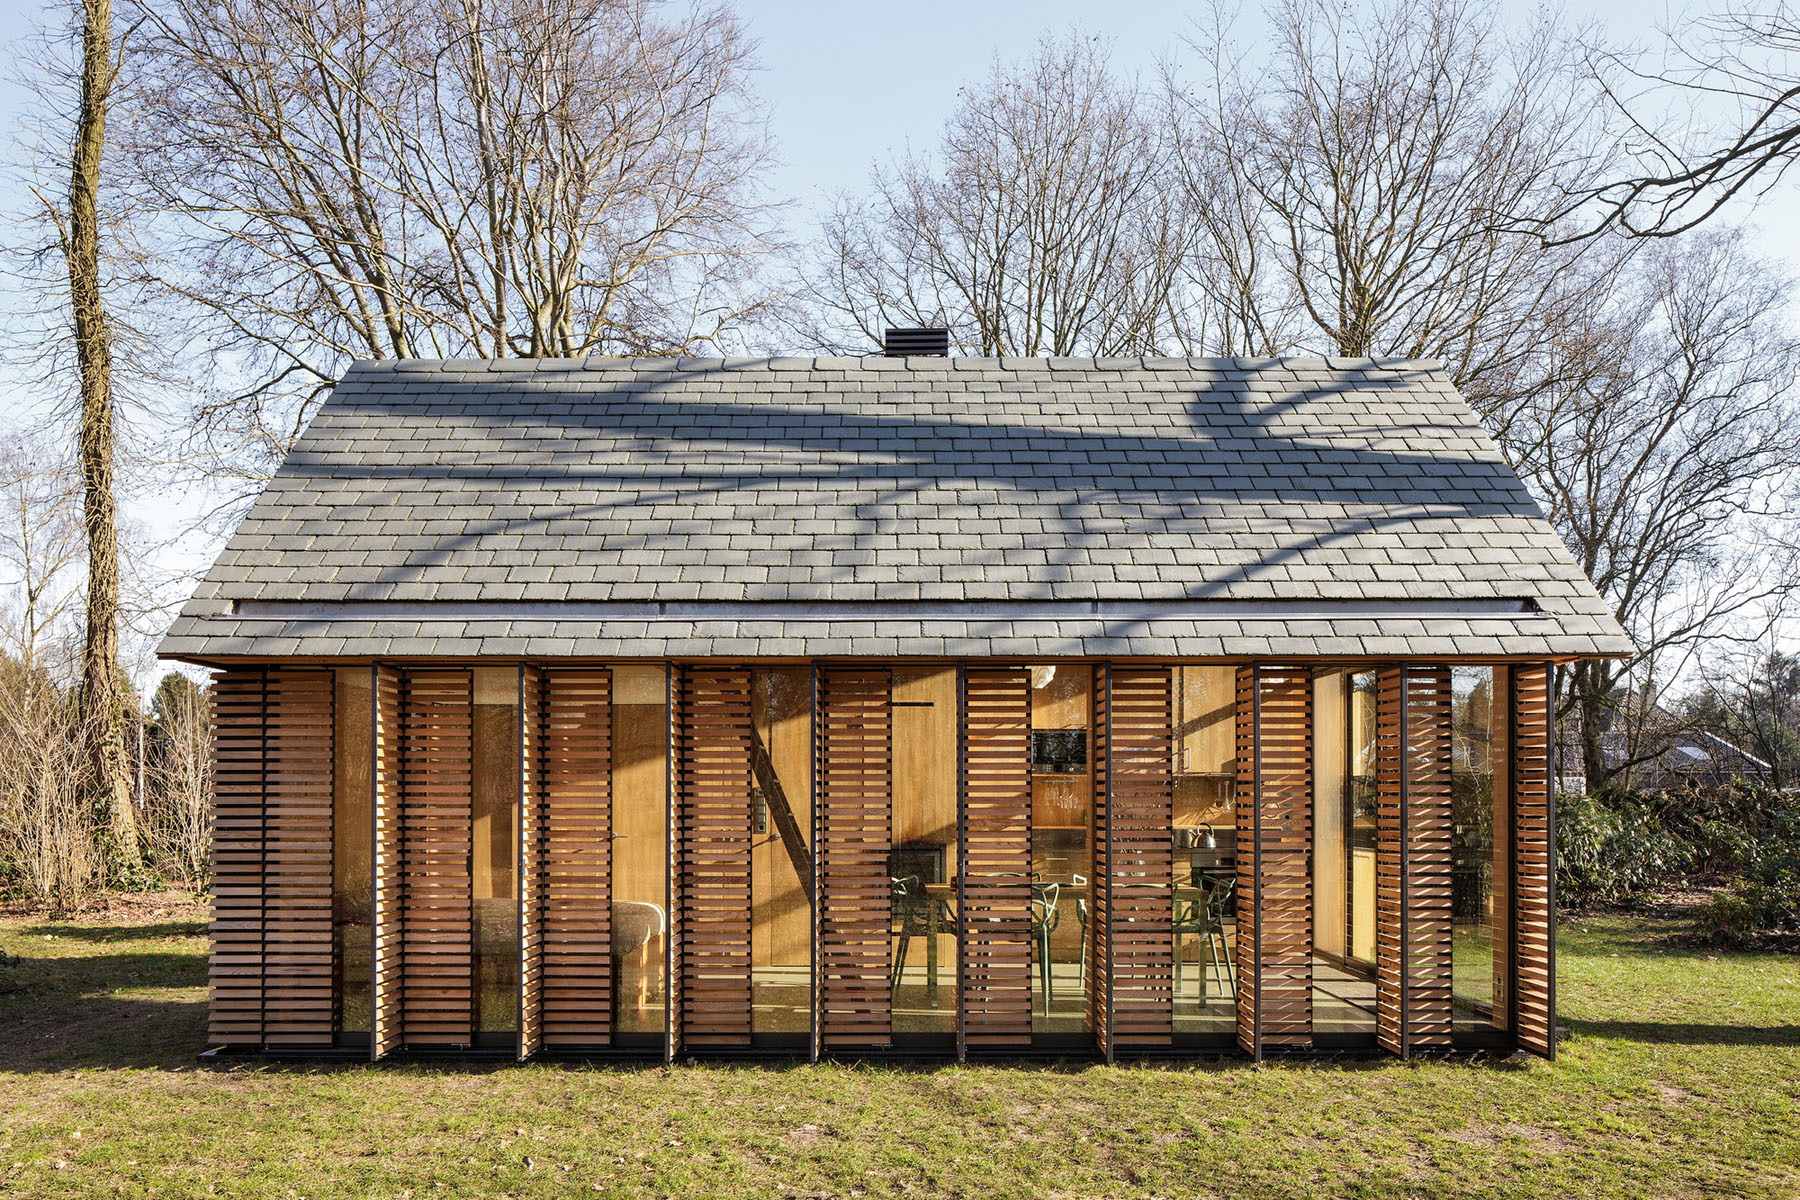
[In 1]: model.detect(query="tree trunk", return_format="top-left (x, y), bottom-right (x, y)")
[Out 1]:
top-left (1574, 662), bottom-right (1615, 797)
top-left (69, 0), bottom-right (138, 861)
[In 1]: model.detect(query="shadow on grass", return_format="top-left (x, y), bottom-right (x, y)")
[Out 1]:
top-left (1567, 1018), bottom-right (1800, 1047)
top-left (21, 920), bottom-right (210, 943)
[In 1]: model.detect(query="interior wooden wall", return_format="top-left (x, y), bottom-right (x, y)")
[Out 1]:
top-left (751, 669), bottom-right (812, 972)
top-left (1312, 672), bottom-right (1347, 960)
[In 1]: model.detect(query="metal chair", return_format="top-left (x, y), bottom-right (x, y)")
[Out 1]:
top-left (890, 875), bottom-right (936, 989)
top-left (1173, 877), bottom-right (1237, 1001)
top-left (1203, 877), bottom-right (1237, 999)
top-left (1071, 873), bottom-right (1089, 988)
top-left (1173, 894), bottom-right (1206, 1000)
top-left (1030, 882), bottom-right (1061, 1016)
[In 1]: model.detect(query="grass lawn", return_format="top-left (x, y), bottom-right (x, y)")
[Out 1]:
top-left (0, 897), bottom-right (1795, 1199)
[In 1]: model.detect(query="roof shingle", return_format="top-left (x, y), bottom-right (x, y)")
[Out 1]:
top-left (158, 356), bottom-right (1632, 661)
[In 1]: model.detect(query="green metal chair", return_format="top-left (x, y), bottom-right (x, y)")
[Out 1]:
top-left (1174, 877), bottom-right (1237, 1000)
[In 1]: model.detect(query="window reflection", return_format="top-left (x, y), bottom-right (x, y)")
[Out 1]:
top-left (1348, 673), bottom-right (1378, 967)
top-left (332, 668), bottom-right (372, 1043)
top-left (1452, 666), bottom-right (1510, 1033)
top-left (472, 667), bottom-right (519, 1040)
top-left (751, 668), bottom-right (813, 1036)
top-left (1172, 665), bottom-right (1238, 1035)
top-left (890, 666), bottom-right (957, 1037)
top-left (1314, 670), bottom-right (1376, 1037)
top-left (611, 665), bottom-right (668, 1038)
top-left (1029, 664), bottom-right (1091, 1036)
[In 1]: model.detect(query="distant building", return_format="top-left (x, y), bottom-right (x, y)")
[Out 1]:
top-left (1558, 701), bottom-right (1774, 794)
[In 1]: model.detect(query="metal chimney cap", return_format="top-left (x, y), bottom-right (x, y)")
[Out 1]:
top-left (883, 327), bottom-right (950, 357)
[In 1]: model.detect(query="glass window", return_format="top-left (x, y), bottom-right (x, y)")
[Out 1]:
top-left (333, 668), bottom-right (372, 1042)
top-left (751, 668), bottom-right (813, 1036)
top-left (471, 668), bottom-right (520, 1039)
top-left (1172, 665), bottom-right (1237, 1036)
top-left (611, 665), bottom-right (669, 1038)
top-left (1313, 670), bottom-right (1375, 1037)
top-left (891, 666), bottom-right (958, 1038)
top-left (1348, 672), bottom-right (1378, 966)
top-left (1030, 664), bottom-right (1092, 1036)
top-left (1452, 666), bottom-right (1510, 1032)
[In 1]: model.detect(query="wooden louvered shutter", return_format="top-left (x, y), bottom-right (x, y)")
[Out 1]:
top-left (662, 669), bottom-right (679, 1060)
top-left (209, 668), bottom-right (267, 1047)
top-left (958, 665), bottom-right (1032, 1055)
top-left (1234, 666), bottom-right (1312, 1057)
top-left (540, 668), bottom-right (613, 1050)
top-left (399, 670), bottom-right (475, 1048)
top-left (206, 667), bottom-right (335, 1050)
top-left (1511, 663), bottom-right (1555, 1058)
top-left (1096, 665), bottom-right (1175, 1058)
top-left (261, 668), bottom-right (336, 1046)
top-left (518, 666), bottom-right (544, 1058)
top-left (1092, 666), bottom-right (1110, 1054)
top-left (370, 666), bottom-right (403, 1059)
top-left (675, 667), bottom-right (755, 1048)
top-left (816, 666), bottom-right (893, 1050)
top-left (1375, 665), bottom-right (1454, 1056)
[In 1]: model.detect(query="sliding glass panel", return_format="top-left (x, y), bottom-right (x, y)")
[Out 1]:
top-left (1313, 670), bottom-right (1376, 1037)
top-left (1347, 671), bottom-right (1379, 969)
top-left (472, 668), bottom-right (520, 1040)
top-left (612, 665), bottom-right (668, 1037)
top-left (751, 668), bottom-right (813, 1035)
top-left (1029, 664), bottom-right (1092, 1036)
top-left (1452, 666), bottom-right (1510, 1033)
top-left (332, 668), bottom-right (372, 1042)
top-left (1172, 665), bottom-right (1238, 1036)
top-left (891, 666), bottom-right (958, 1037)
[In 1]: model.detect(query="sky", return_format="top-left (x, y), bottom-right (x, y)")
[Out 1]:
top-left (0, 0), bottom-right (1795, 687)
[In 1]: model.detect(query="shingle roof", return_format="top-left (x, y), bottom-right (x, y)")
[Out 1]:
top-left (158, 355), bottom-right (1632, 661)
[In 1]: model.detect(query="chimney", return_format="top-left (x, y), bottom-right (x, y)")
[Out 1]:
top-left (884, 327), bottom-right (950, 357)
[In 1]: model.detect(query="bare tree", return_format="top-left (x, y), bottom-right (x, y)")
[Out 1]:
top-left (125, 0), bottom-right (782, 479)
top-left (140, 670), bottom-right (210, 893)
top-left (1504, 230), bottom-right (1800, 793)
top-left (1170, 0), bottom-right (1625, 418)
top-left (0, 436), bottom-right (85, 665)
top-left (801, 33), bottom-right (1194, 356)
top-left (1561, 5), bottom-right (1800, 239)
top-left (43, 0), bottom-right (141, 858)
top-left (1685, 640), bottom-right (1800, 791)
top-left (0, 652), bottom-right (101, 908)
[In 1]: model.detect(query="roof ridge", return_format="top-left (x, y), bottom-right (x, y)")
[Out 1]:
top-left (339, 354), bottom-right (1448, 374)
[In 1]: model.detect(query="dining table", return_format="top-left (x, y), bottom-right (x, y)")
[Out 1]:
top-left (911, 877), bottom-right (1216, 1005)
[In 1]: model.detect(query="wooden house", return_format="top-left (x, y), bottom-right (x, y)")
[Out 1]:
top-left (159, 345), bottom-right (1629, 1061)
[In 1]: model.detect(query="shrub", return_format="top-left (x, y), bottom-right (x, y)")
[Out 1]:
top-left (1555, 791), bottom-right (1694, 907)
